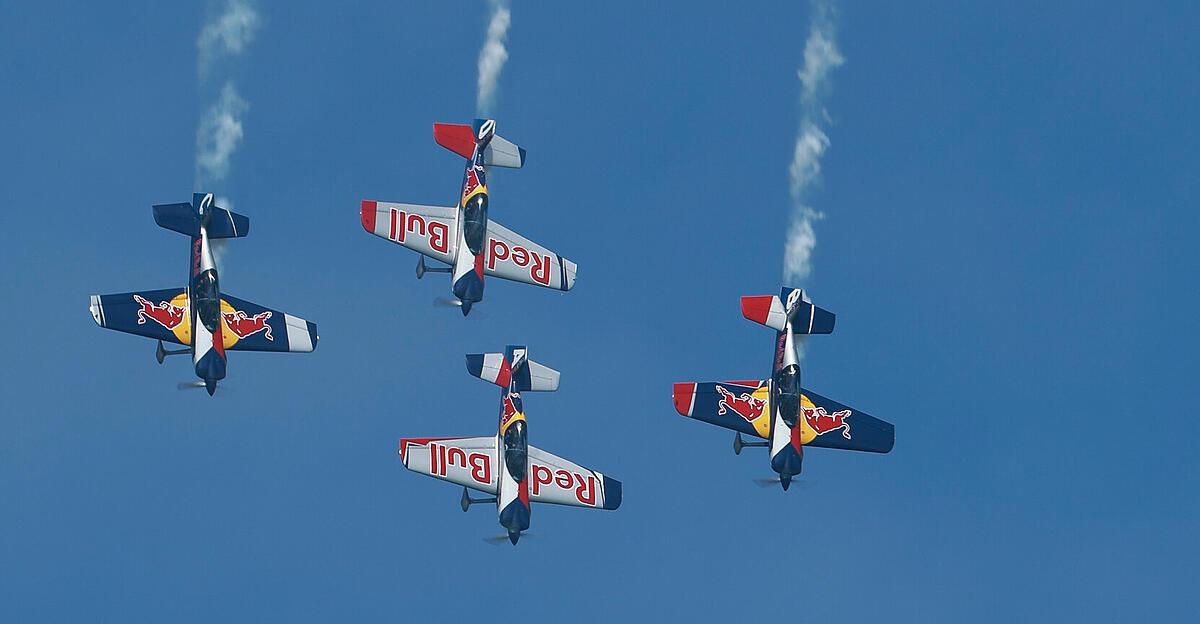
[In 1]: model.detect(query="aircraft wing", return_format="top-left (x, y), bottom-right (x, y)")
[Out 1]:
top-left (527, 445), bottom-right (621, 510)
top-left (672, 380), bottom-right (772, 439)
top-left (483, 220), bottom-right (576, 291)
top-left (219, 294), bottom-right (318, 353)
top-left (89, 288), bottom-right (190, 346)
top-left (360, 200), bottom-right (457, 266)
top-left (399, 436), bottom-right (498, 495)
top-left (799, 388), bottom-right (894, 453)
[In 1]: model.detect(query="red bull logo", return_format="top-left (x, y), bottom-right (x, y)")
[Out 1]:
top-left (803, 406), bottom-right (852, 439)
top-left (500, 392), bottom-right (523, 430)
top-left (223, 310), bottom-right (273, 341)
top-left (462, 164), bottom-right (485, 202)
top-left (715, 385), bottom-right (767, 423)
top-left (133, 294), bottom-right (185, 330)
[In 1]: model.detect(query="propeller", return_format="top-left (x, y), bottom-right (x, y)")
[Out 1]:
top-left (433, 297), bottom-right (463, 308)
top-left (482, 531), bottom-right (536, 546)
top-left (753, 477), bottom-right (814, 490)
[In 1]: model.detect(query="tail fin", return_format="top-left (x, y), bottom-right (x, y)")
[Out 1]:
top-left (741, 287), bottom-right (835, 334)
top-left (433, 119), bottom-right (526, 168)
top-left (466, 345), bottom-right (559, 392)
top-left (152, 193), bottom-right (249, 239)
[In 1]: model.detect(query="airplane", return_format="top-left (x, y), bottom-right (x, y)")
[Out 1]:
top-left (360, 119), bottom-right (576, 315)
top-left (672, 287), bottom-right (894, 490)
top-left (88, 193), bottom-right (319, 395)
top-left (398, 346), bottom-right (621, 544)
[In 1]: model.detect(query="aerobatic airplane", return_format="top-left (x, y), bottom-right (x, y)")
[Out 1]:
top-left (88, 193), bottom-right (319, 395)
top-left (398, 346), bottom-right (621, 544)
top-left (672, 287), bottom-right (894, 490)
top-left (360, 119), bottom-right (576, 315)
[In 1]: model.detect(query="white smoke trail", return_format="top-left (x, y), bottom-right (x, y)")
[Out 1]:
top-left (783, 1), bottom-right (844, 285)
top-left (195, 0), bottom-right (260, 272)
top-left (197, 0), bottom-right (261, 79)
top-left (476, 0), bottom-right (511, 116)
top-left (195, 82), bottom-right (248, 186)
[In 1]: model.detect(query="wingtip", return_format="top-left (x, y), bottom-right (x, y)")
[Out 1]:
top-left (360, 200), bottom-right (378, 233)
top-left (89, 295), bottom-right (103, 326)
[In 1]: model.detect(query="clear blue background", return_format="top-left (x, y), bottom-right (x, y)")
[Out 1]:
top-left (3, 1), bottom-right (1198, 620)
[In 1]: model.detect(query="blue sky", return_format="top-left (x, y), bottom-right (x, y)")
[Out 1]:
top-left (3, 1), bottom-right (1199, 621)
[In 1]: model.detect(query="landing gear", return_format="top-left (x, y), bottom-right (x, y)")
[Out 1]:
top-left (416, 256), bottom-right (452, 280)
top-left (733, 432), bottom-right (768, 455)
top-left (460, 487), bottom-right (497, 512)
top-left (155, 340), bottom-right (189, 364)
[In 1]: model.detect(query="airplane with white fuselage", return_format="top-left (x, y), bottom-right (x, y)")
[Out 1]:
top-left (398, 346), bottom-right (621, 544)
top-left (672, 287), bottom-right (894, 489)
top-left (360, 119), bottom-right (576, 315)
top-left (88, 193), bottom-right (319, 395)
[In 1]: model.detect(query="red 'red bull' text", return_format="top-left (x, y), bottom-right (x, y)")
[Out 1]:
top-left (487, 239), bottom-right (552, 286)
top-left (389, 209), bottom-right (450, 255)
top-left (530, 463), bottom-right (598, 506)
top-left (428, 442), bottom-right (492, 485)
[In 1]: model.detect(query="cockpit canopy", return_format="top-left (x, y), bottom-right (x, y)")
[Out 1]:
top-left (462, 192), bottom-right (488, 256)
top-left (503, 419), bottom-right (528, 482)
top-left (193, 268), bottom-right (221, 333)
top-left (774, 364), bottom-right (801, 428)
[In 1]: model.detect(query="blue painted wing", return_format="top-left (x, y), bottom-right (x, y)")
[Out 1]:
top-left (220, 294), bottom-right (318, 353)
top-left (673, 380), bottom-right (772, 439)
top-left (89, 288), bottom-right (189, 345)
top-left (800, 388), bottom-right (894, 454)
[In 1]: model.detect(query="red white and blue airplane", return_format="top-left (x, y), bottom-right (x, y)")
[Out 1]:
top-left (88, 193), bottom-right (319, 395)
top-left (672, 287), bottom-right (894, 490)
top-left (360, 119), bottom-right (576, 315)
top-left (398, 346), bottom-right (621, 544)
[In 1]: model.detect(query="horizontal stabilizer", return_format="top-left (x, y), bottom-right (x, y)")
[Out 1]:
top-left (740, 296), bottom-right (787, 331)
top-left (466, 351), bottom-right (559, 392)
top-left (484, 134), bottom-right (525, 168)
top-left (204, 206), bottom-right (250, 239)
top-left (153, 197), bottom-right (249, 239)
top-left (152, 203), bottom-right (199, 237)
top-left (741, 290), bottom-right (835, 334)
top-left (432, 121), bottom-right (525, 168)
top-left (433, 122), bottom-right (476, 160)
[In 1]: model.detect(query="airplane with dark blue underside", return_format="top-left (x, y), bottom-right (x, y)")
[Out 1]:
top-left (89, 193), bottom-right (318, 395)
top-left (673, 287), bottom-right (894, 490)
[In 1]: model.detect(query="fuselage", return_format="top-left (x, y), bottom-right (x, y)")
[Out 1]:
top-left (451, 139), bottom-right (490, 312)
top-left (188, 195), bottom-right (227, 391)
top-left (768, 317), bottom-right (804, 483)
top-left (495, 386), bottom-right (530, 543)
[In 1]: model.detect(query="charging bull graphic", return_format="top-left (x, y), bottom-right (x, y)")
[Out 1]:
top-left (715, 385), bottom-right (767, 423)
top-left (133, 294), bottom-right (185, 330)
top-left (803, 405), bottom-right (852, 439)
top-left (223, 309), bottom-right (273, 341)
